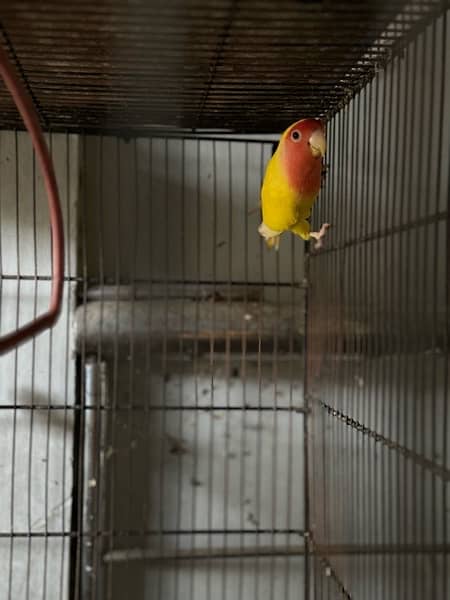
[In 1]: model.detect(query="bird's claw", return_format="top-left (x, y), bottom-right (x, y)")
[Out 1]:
top-left (309, 223), bottom-right (331, 250)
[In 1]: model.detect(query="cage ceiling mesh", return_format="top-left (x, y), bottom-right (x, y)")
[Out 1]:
top-left (0, 0), bottom-right (445, 134)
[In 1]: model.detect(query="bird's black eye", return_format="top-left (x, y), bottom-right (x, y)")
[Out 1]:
top-left (291, 130), bottom-right (301, 142)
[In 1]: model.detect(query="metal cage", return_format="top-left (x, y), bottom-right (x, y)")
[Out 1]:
top-left (0, 1), bottom-right (449, 599)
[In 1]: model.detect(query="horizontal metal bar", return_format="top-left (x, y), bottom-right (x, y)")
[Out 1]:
top-left (314, 553), bottom-right (353, 599)
top-left (0, 528), bottom-right (305, 538)
top-left (319, 400), bottom-right (450, 482)
top-left (312, 210), bottom-right (449, 255)
top-left (2, 4), bottom-right (433, 20)
top-left (103, 545), bottom-right (305, 563)
top-left (0, 274), bottom-right (80, 282)
top-left (1, 530), bottom-right (446, 557)
top-left (2, 39), bottom-right (396, 53)
top-left (0, 274), bottom-right (302, 289)
top-left (2, 22), bottom-right (407, 38)
top-left (103, 541), bottom-right (450, 563)
top-left (314, 543), bottom-right (450, 556)
top-left (84, 283), bottom-right (265, 302)
top-left (0, 404), bottom-right (308, 413)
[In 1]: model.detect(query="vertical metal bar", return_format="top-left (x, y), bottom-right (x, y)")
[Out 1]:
top-left (414, 40), bottom-right (425, 600)
top-left (106, 136), bottom-right (121, 600)
top-left (82, 358), bottom-right (107, 598)
top-left (0, 131), bottom-right (2, 298)
top-left (337, 100), bottom-right (346, 588)
top-left (238, 141), bottom-right (249, 600)
top-left (221, 139), bottom-right (232, 600)
top-left (303, 128), bottom-right (312, 597)
top-left (320, 115), bottom-right (330, 568)
top-left (270, 161), bottom-right (281, 600)
top-left (336, 103), bottom-right (345, 586)
top-left (361, 80), bottom-right (377, 598)
top-left (124, 137), bottom-right (138, 577)
top-left (43, 131), bottom-right (53, 600)
top-left (96, 135), bottom-right (105, 362)
top-left (405, 31), bottom-right (419, 600)
top-left (336, 109), bottom-right (342, 576)
top-left (429, 11), bottom-right (447, 596)
top-left (254, 141), bottom-right (265, 600)
top-left (145, 135), bottom-right (154, 593)
top-left (400, 32), bottom-right (414, 600)
top-left (364, 70), bottom-right (380, 600)
top-left (390, 52), bottom-right (399, 596)
top-left (26, 131), bottom-right (38, 600)
top-left (188, 138), bottom-right (201, 600)
top-left (397, 20), bottom-right (409, 600)
top-left (391, 49), bottom-right (402, 600)
top-left (70, 136), bottom-right (87, 599)
top-left (444, 13), bottom-right (450, 598)
top-left (156, 137), bottom-right (170, 600)
top-left (303, 273), bottom-right (310, 600)
top-left (325, 112), bottom-right (337, 569)
top-left (432, 15), bottom-right (440, 599)
top-left (324, 107), bottom-right (334, 582)
top-left (174, 137), bottom-right (186, 600)
top-left (383, 56), bottom-right (395, 598)
top-left (378, 56), bottom-right (389, 600)
top-left (92, 133), bottom-right (105, 600)
top-left (59, 132), bottom-right (71, 600)
top-left (7, 129), bottom-right (19, 600)
top-left (372, 61), bottom-right (383, 600)
top-left (70, 133), bottom-right (86, 600)
top-left (97, 364), bottom-right (108, 600)
top-left (348, 89), bottom-right (357, 593)
top-left (206, 138), bottom-right (218, 600)
top-left (94, 136), bottom-right (106, 600)
top-left (360, 81), bottom-right (370, 600)
top-left (285, 157), bottom-right (295, 600)
top-left (417, 23), bottom-right (429, 598)
top-left (339, 93), bottom-right (349, 590)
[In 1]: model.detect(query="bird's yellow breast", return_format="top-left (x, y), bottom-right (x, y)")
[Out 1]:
top-left (261, 152), bottom-right (317, 232)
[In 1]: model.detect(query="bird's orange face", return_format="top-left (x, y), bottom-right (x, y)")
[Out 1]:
top-left (280, 118), bottom-right (326, 193)
top-left (284, 118), bottom-right (326, 159)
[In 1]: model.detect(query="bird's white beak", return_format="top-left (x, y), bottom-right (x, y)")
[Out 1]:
top-left (309, 129), bottom-right (326, 158)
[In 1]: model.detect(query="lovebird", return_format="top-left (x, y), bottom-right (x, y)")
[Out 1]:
top-left (258, 118), bottom-right (329, 250)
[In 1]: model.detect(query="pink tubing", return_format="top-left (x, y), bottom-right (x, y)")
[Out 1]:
top-left (0, 45), bottom-right (64, 355)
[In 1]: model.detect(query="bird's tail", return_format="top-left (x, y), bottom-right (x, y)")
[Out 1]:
top-left (258, 222), bottom-right (281, 251)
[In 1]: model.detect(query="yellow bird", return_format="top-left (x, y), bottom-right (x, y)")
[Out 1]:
top-left (258, 118), bottom-right (329, 250)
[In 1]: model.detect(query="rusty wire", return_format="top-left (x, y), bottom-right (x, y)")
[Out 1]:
top-left (0, 0), bottom-right (446, 134)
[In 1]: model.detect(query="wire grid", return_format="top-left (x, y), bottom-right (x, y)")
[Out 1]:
top-left (0, 131), bottom-right (78, 599)
top-left (0, 131), bottom-right (307, 598)
top-left (73, 135), bottom-right (308, 599)
top-left (0, 1), bottom-right (449, 599)
top-left (308, 4), bottom-right (450, 598)
top-left (0, 0), bottom-right (446, 134)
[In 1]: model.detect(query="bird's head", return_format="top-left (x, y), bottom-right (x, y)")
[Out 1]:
top-left (278, 118), bottom-right (326, 192)
top-left (282, 118), bottom-right (326, 159)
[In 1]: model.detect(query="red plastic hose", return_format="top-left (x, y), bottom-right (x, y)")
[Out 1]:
top-left (0, 44), bottom-right (64, 355)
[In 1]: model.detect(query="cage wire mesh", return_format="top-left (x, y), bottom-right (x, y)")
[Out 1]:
top-left (74, 135), bottom-right (307, 599)
top-left (0, 1), bottom-right (449, 599)
top-left (308, 4), bottom-right (450, 598)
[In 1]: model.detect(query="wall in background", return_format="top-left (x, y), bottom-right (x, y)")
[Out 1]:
top-left (0, 132), bottom-right (79, 599)
top-left (79, 135), bottom-right (308, 599)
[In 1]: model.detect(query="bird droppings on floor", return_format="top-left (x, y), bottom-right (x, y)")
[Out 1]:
top-left (166, 434), bottom-right (190, 455)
